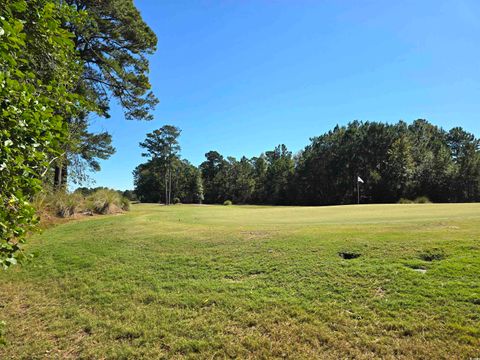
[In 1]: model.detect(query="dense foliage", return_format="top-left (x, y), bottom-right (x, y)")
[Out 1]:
top-left (53, 0), bottom-right (158, 188)
top-left (134, 158), bottom-right (204, 204)
top-left (293, 120), bottom-right (480, 205)
top-left (199, 146), bottom-right (294, 205)
top-left (135, 120), bottom-right (479, 205)
top-left (135, 125), bottom-right (204, 204)
top-left (1, 0), bottom-right (155, 268)
top-left (0, 0), bottom-right (87, 268)
top-left (139, 126), bottom-right (182, 205)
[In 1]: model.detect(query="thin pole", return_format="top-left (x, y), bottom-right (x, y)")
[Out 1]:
top-left (165, 170), bottom-right (168, 205)
top-left (168, 166), bottom-right (172, 205)
top-left (357, 177), bottom-right (360, 204)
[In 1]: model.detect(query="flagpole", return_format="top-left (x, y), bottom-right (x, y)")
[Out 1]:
top-left (357, 176), bottom-right (360, 204)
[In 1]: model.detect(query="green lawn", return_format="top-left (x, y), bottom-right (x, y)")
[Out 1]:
top-left (1, 203), bottom-right (479, 359)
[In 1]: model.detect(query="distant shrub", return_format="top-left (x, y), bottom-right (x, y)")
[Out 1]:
top-left (173, 197), bottom-right (181, 205)
top-left (398, 198), bottom-right (414, 204)
top-left (121, 197), bottom-right (131, 211)
top-left (223, 200), bottom-right (233, 206)
top-left (86, 189), bottom-right (126, 214)
top-left (123, 190), bottom-right (138, 202)
top-left (414, 196), bottom-right (431, 204)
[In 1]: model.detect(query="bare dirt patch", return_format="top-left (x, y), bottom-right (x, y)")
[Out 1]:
top-left (240, 231), bottom-right (271, 240)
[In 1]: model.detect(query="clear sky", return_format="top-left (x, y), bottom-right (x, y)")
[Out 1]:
top-left (87, 0), bottom-right (480, 190)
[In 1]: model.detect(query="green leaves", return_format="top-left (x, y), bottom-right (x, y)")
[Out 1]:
top-left (0, 0), bottom-right (88, 269)
top-left (10, 1), bottom-right (27, 12)
top-left (65, 0), bottom-right (158, 121)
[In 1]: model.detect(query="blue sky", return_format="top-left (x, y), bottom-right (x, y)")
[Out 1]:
top-left (88, 0), bottom-right (480, 190)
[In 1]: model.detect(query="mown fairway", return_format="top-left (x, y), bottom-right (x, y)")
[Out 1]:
top-left (1, 204), bottom-right (479, 359)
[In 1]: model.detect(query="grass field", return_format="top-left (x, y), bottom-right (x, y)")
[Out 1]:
top-left (1, 203), bottom-right (479, 359)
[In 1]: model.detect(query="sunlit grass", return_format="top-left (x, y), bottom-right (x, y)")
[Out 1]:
top-left (1, 203), bottom-right (479, 358)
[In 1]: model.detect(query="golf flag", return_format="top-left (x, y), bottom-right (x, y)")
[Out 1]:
top-left (357, 176), bottom-right (364, 183)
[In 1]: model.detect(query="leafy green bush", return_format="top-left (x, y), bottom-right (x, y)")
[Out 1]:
top-left (414, 196), bottom-right (431, 204)
top-left (223, 200), bottom-right (233, 206)
top-left (398, 197), bottom-right (431, 204)
top-left (0, 1), bottom-right (85, 269)
top-left (173, 197), bottom-right (181, 205)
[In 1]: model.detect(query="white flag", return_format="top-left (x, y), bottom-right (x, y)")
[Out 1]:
top-left (357, 176), bottom-right (364, 183)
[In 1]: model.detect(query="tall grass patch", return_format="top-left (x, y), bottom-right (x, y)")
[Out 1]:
top-left (86, 189), bottom-right (129, 214)
top-left (33, 189), bottom-right (130, 219)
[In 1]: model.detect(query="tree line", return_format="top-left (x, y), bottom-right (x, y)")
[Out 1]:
top-left (134, 120), bottom-right (480, 205)
top-left (1, 0), bottom-right (157, 268)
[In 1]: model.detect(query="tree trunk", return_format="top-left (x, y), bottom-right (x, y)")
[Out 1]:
top-left (53, 157), bottom-right (68, 190)
top-left (53, 161), bottom-right (68, 190)
top-left (54, 165), bottom-right (62, 189)
top-left (62, 162), bottom-right (68, 187)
